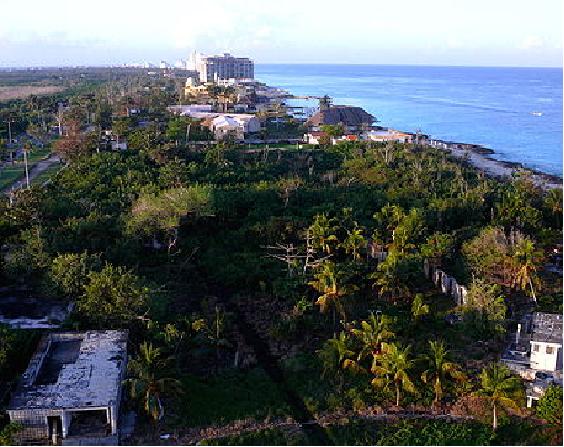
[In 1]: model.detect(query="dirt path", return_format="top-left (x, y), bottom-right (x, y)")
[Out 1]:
top-left (2, 155), bottom-right (61, 193)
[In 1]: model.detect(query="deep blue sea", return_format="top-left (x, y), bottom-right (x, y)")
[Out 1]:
top-left (256, 64), bottom-right (563, 177)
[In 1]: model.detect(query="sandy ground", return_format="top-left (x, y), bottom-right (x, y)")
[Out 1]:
top-left (0, 85), bottom-right (65, 102)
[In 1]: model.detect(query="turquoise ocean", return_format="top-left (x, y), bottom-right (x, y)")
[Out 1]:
top-left (256, 64), bottom-right (563, 177)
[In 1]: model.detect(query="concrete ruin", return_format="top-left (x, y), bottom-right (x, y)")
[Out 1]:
top-left (0, 287), bottom-right (73, 329)
top-left (6, 331), bottom-right (128, 445)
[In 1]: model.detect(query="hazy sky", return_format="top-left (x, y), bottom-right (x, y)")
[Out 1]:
top-left (0, 0), bottom-right (562, 67)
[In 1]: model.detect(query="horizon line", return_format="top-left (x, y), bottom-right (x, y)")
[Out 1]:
top-left (1, 62), bottom-right (562, 70)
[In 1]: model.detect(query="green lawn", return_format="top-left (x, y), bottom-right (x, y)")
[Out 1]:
top-left (200, 427), bottom-right (308, 446)
top-left (172, 368), bottom-right (291, 428)
top-left (0, 164), bottom-right (26, 190)
top-left (0, 148), bottom-right (53, 189)
top-left (30, 163), bottom-right (62, 185)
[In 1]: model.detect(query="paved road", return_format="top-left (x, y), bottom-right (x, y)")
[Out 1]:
top-left (2, 154), bottom-right (61, 193)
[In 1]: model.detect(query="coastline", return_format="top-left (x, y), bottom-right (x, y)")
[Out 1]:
top-left (436, 143), bottom-right (562, 190)
top-left (280, 92), bottom-right (562, 190)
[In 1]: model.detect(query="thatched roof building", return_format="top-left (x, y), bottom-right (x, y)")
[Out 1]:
top-left (306, 105), bottom-right (374, 128)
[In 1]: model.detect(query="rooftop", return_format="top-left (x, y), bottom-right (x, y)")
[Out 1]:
top-left (0, 289), bottom-right (73, 329)
top-left (531, 312), bottom-right (563, 344)
top-left (306, 105), bottom-right (374, 127)
top-left (9, 331), bottom-right (127, 411)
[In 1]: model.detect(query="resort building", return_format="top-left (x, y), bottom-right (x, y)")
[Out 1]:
top-left (306, 102), bottom-right (374, 133)
top-left (194, 53), bottom-right (254, 83)
top-left (7, 331), bottom-right (128, 445)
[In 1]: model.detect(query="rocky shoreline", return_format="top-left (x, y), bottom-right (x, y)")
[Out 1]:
top-left (442, 143), bottom-right (562, 190)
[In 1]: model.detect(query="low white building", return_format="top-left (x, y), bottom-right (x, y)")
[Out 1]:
top-left (363, 129), bottom-right (414, 143)
top-left (168, 104), bottom-right (214, 116)
top-left (208, 114), bottom-right (260, 141)
top-left (502, 312), bottom-right (563, 407)
top-left (7, 331), bottom-right (128, 445)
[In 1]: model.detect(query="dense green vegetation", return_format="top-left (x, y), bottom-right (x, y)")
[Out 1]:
top-left (0, 67), bottom-right (562, 445)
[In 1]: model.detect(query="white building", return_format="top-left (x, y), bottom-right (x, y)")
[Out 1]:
top-left (193, 52), bottom-right (254, 83)
top-left (168, 104), bottom-right (214, 116)
top-left (502, 312), bottom-right (563, 407)
top-left (363, 129), bottom-right (414, 144)
top-left (530, 313), bottom-right (563, 372)
top-left (207, 114), bottom-right (260, 141)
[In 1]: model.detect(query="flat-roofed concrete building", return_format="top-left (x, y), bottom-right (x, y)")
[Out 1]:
top-left (196, 53), bottom-right (254, 83)
top-left (530, 312), bottom-right (563, 372)
top-left (7, 331), bottom-right (128, 445)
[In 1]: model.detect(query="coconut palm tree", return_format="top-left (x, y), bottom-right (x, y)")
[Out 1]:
top-left (475, 363), bottom-right (522, 429)
top-left (309, 261), bottom-right (357, 328)
top-left (340, 224), bottom-right (366, 261)
top-left (372, 342), bottom-right (416, 406)
top-left (318, 331), bottom-right (354, 376)
top-left (309, 213), bottom-right (339, 255)
top-left (349, 312), bottom-right (394, 370)
top-left (318, 331), bottom-right (354, 392)
top-left (125, 342), bottom-right (182, 423)
top-left (411, 293), bottom-right (430, 322)
top-left (421, 340), bottom-right (464, 404)
top-left (512, 237), bottom-right (540, 302)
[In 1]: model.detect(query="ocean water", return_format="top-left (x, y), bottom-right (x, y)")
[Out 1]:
top-left (256, 64), bottom-right (563, 177)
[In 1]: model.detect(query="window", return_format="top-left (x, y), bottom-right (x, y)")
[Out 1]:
top-left (546, 346), bottom-right (554, 355)
top-left (533, 344), bottom-right (539, 352)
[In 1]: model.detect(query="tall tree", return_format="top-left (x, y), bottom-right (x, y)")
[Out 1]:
top-left (349, 312), bottom-right (395, 369)
top-left (309, 261), bottom-right (358, 328)
top-left (79, 264), bottom-right (148, 327)
top-left (475, 363), bottom-right (522, 429)
top-left (421, 340), bottom-right (464, 404)
top-left (511, 237), bottom-right (541, 302)
top-left (125, 342), bottom-right (182, 423)
top-left (372, 342), bottom-right (416, 406)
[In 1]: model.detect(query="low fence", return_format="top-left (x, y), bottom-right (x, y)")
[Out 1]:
top-left (367, 246), bottom-right (468, 306)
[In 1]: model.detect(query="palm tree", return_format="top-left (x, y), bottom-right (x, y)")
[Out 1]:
top-left (421, 340), bottom-right (464, 404)
top-left (349, 312), bottom-right (394, 368)
top-left (340, 224), bottom-right (366, 261)
top-left (309, 214), bottom-right (338, 254)
top-left (318, 331), bottom-right (354, 376)
top-left (372, 342), bottom-right (416, 406)
top-left (475, 363), bottom-right (522, 429)
top-left (512, 237), bottom-right (540, 302)
top-left (125, 342), bottom-right (182, 424)
top-left (317, 331), bottom-right (354, 392)
top-left (310, 261), bottom-right (357, 328)
top-left (411, 293), bottom-right (430, 322)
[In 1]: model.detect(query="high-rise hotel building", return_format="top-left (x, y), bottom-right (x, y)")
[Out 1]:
top-left (190, 52), bottom-right (254, 83)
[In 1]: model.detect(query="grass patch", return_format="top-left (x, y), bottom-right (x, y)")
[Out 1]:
top-left (31, 163), bottom-right (62, 185)
top-left (0, 148), bottom-right (53, 189)
top-left (200, 427), bottom-right (308, 446)
top-left (325, 419), bottom-right (494, 446)
top-left (0, 165), bottom-right (25, 189)
top-left (173, 368), bottom-right (291, 428)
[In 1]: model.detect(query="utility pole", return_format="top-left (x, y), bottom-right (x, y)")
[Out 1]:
top-left (7, 117), bottom-right (16, 163)
top-left (57, 103), bottom-right (64, 136)
top-left (23, 146), bottom-right (30, 188)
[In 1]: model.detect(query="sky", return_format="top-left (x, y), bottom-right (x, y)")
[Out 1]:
top-left (0, 0), bottom-right (562, 67)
